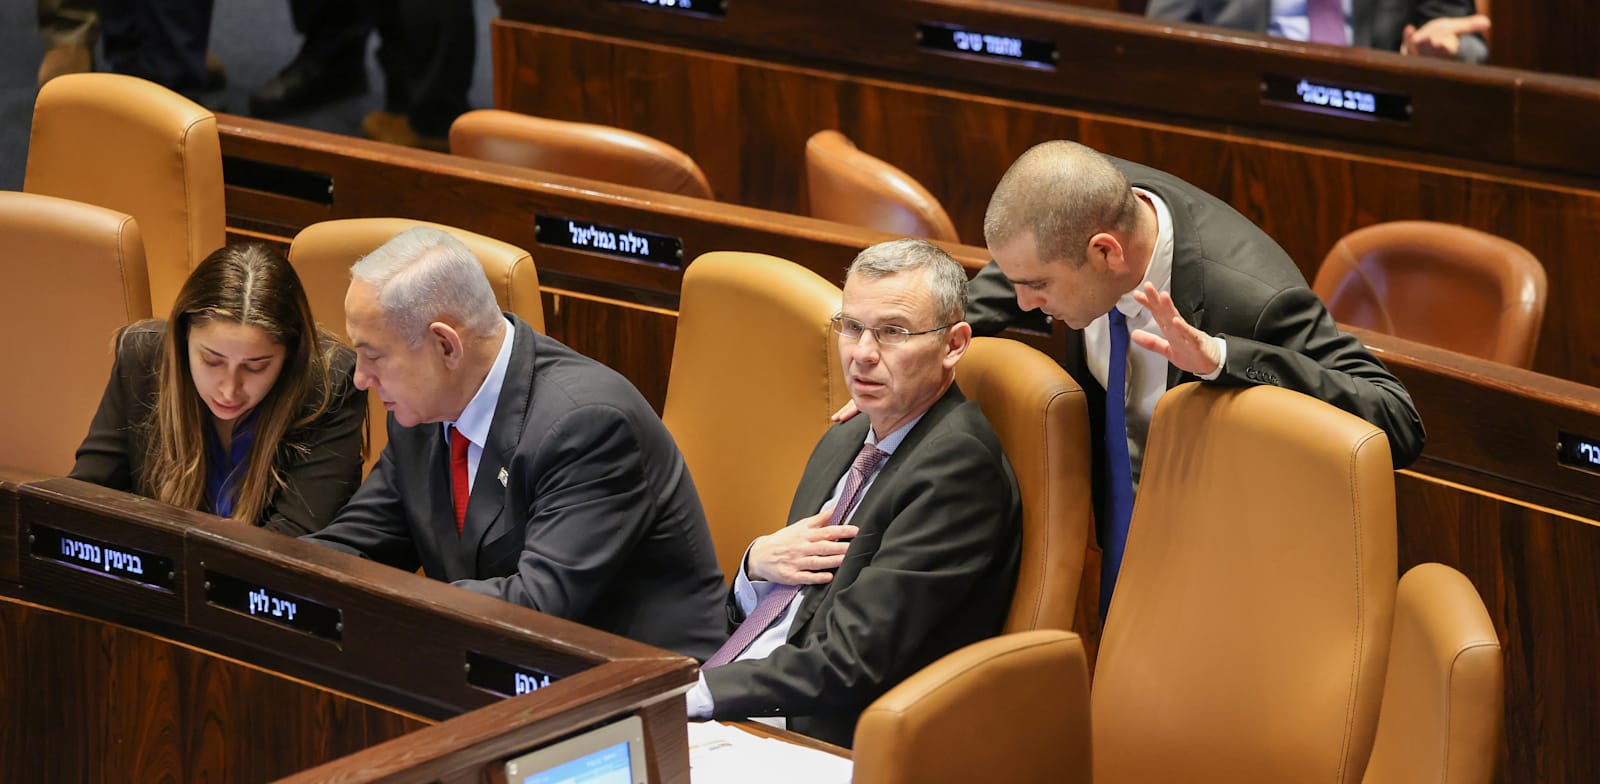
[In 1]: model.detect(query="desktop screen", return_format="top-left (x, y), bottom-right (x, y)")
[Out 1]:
top-left (516, 740), bottom-right (634, 784)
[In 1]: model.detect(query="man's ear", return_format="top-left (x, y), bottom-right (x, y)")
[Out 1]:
top-left (430, 322), bottom-right (466, 369)
top-left (1087, 232), bottom-right (1126, 272)
top-left (943, 321), bottom-right (973, 369)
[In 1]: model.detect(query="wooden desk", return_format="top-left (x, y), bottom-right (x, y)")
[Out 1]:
top-left (0, 476), bottom-right (696, 783)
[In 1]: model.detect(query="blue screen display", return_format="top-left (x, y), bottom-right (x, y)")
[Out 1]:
top-left (518, 741), bottom-right (633, 784)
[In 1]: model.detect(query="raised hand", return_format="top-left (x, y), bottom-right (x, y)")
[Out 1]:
top-left (1130, 282), bottom-right (1222, 377)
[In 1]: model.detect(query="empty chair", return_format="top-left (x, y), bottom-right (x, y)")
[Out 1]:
top-left (0, 192), bottom-right (149, 475)
top-left (25, 73), bottom-right (224, 317)
top-left (954, 337), bottom-right (1092, 633)
top-left (450, 109), bottom-right (714, 199)
top-left (1315, 221), bottom-right (1547, 367)
top-left (805, 130), bottom-right (959, 243)
top-left (288, 218), bottom-right (543, 468)
top-left (854, 630), bottom-right (1093, 784)
top-left (662, 251), bottom-right (848, 582)
top-left (1363, 563), bottom-right (1503, 784)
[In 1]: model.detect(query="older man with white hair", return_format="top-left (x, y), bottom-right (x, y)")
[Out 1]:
top-left (306, 227), bottom-right (726, 660)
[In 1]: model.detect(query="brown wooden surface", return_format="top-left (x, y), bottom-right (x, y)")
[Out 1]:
top-left (1, 477), bottom-right (697, 782)
top-left (0, 478), bottom-right (17, 586)
top-left (492, 21), bottom-right (1600, 389)
top-left (497, 0), bottom-right (1600, 178)
top-left (541, 289), bottom-right (679, 415)
top-left (1490, 0), bottom-right (1600, 77)
top-left (0, 598), bottom-right (428, 783)
top-left (1395, 472), bottom-right (1600, 784)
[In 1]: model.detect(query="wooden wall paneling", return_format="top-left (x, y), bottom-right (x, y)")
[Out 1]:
top-left (0, 599), bottom-right (427, 783)
top-left (540, 289), bottom-right (679, 414)
top-left (0, 478), bottom-right (18, 585)
top-left (1491, 0), bottom-right (1600, 78)
top-left (1395, 473), bottom-right (1600, 784)
top-left (492, 24), bottom-right (1600, 388)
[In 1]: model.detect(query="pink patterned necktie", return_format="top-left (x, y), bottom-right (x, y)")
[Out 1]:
top-left (702, 442), bottom-right (889, 668)
top-left (1307, 0), bottom-right (1347, 45)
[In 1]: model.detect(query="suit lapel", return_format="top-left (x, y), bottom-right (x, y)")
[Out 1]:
top-left (1156, 182), bottom-right (1206, 389)
top-left (459, 316), bottom-right (536, 571)
top-left (788, 387), bottom-right (965, 638)
top-left (418, 426), bottom-right (460, 577)
top-left (786, 417), bottom-right (870, 636)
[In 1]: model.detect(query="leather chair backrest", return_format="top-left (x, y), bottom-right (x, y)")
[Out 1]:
top-left (450, 109), bottom-right (714, 200)
top-left (953, 337), bottom-right (1091, 633)
top-left (1362, 563), bottom-right (1503, 784)
top-left (1315, 221), bottom-right (1547, 368)
top-left (662, 252), bottom-right (849, 582)
top-left (1092, 383), bottom-right (1398, 784)
top-left (288, 218), bottom-right (543, 469)
top-left (0, 192), bottom-right (150, 475)
top-left (805, 130), bottom-right (960, 243)
top-left (853, 630), bottom-right (1093, 784)
top-left (25, 73), bottom-right (224, 318)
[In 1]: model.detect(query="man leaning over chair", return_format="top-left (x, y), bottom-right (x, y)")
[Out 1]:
top-left (687, 238), bottom-right (1024, 748)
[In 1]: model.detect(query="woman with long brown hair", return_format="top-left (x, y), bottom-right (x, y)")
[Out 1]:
top-left (72, 243), bottom-right (366, 535)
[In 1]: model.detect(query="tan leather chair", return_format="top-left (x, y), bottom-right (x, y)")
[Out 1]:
top-left (854, 630), bottom-right (1093, 784)
top-left (1364, 563), bottom-right (1503, 784)
top-left (1315, 221), bottom-right (1547, 367)
top-left (450, 109), bottom-right (714, 199)
top-left (25, 72), bottom-right (224, 318)
top-left (662, 252), bottom-right (848, 582)
top-left (0, 192), bottom-right (150, 475)
top-left (954, 337), bottom-right (1091, 633)
top-left (804, 130), bottom-right (959, 243)
top-left (288, 218), bottom-right (543, 469)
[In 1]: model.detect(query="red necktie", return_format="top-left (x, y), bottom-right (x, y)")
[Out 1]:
top-left (702, 442), bottom-right (890, 668)
top-left (450, 427), bottom-right (470, 534)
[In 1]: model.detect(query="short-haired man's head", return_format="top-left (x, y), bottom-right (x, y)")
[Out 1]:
top-left (350, 227), bottom-right (502, 346)
top-left (844, 238), bottom-right (968, 325)
top-left (983, 141), bottom-right (1140, 266)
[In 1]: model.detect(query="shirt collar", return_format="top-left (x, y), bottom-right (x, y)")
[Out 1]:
top-left (445, 316), bottom-right (514, 448)
top-left (1115, 187), bottom-right (1176, 318)
top-left (865, 410), bottom-right (925, 456)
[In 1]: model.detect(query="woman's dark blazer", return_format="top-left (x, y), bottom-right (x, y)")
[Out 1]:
top-left (70, 321), bottom-right (367, 536)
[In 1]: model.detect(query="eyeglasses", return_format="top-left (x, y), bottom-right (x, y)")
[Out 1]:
top-left (830, 314), bottom-right (953, 346)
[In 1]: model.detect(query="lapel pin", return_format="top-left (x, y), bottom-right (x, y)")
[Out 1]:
top-left (498, 467), bottom-right (509, 487)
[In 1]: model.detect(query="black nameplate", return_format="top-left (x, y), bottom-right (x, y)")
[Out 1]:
top-left (1558, 432), bottom-right (1600, 476)
top-left (917, 23), bottom-right (1058, 70)
top-left (29, 525), bottom-right (175, 591)
top-left (204, 570), bottom-right (342, 641)
top-left (534, 215), bottom-right (684, 268)
top-left (613, 0), bottom-right (726, 17)
top-left (1261, 74), bottom-right (1411, 123)
top-left (222, 156), bottom-right (335, 205)
top-left (466, 650), bottom-right (563, 698)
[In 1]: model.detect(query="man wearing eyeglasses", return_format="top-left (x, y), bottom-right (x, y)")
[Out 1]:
top-left (685, 238), bottom-right (1023, 748)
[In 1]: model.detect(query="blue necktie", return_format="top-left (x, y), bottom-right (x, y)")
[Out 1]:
top-left (1099, 308), bottom-right (1135, 619)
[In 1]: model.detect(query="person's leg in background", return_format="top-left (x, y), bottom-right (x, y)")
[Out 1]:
top-left (37, 0), bottom-right (99, 86)
top-left (250, 0), bottom-right (373, 118)
top-left (99, 0), bottom-right (214, 96)
top-left (363, 0), bottom-right (472, 150)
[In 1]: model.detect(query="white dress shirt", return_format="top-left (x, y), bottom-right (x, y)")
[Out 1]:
top-left (1082, 189), bottom-right (1224, 485)
top-left (685, 413), bottom-right (924, 724)
top-left (443, 317), bottom-right (514, 492)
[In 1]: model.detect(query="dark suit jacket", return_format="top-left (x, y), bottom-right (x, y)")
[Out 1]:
top-left (70, 320), bottom-right (367, 536)
top-left (1146, 0), bottom-right (1487, 63)
top-left (703, 384), bottom-right (1022, 748)
top-left (305, 314), bottom-right (726, 661)
top-left (968, 156), bottom-right (1425, 539)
